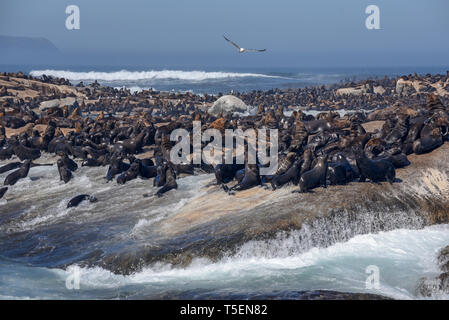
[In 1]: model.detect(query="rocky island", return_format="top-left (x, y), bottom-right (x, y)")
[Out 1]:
top-left (1, 71), bottom-right (449, 299)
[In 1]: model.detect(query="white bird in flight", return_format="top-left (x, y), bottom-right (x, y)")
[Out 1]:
top-left (223, 35), bottom-right (266, 53)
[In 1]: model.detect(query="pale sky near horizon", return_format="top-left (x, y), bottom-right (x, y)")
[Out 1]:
top-left (1, 0), bottom-right (448, 67)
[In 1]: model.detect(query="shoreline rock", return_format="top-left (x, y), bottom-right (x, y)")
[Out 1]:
top-left (84, 143), bottom-right (449, 275)
top-left (208, 95), bottom-right (248, 116)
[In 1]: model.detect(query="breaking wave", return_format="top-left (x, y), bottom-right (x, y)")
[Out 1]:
top-left (29, 69), bottom-right (285, 82)
top-left (2, 224), bottom-right (448, 299)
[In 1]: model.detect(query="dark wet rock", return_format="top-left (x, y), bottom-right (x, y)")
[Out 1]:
top-left (438, 245), bottom-right (449, 272)
top-left (0, 186), bottom-right (7, 199)
top-left (39, 97), bottom-right (78, 114)
top-left (416, 245), bottom-right (449, 297)
top-left (146, 289), bottom-right (392, 300)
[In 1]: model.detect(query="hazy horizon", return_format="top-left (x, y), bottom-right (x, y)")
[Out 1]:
top-left (1, 0), bottom-right (448, 68)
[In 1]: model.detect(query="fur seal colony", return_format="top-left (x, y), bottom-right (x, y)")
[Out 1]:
top-left (2, 71), bottom-right (449, 298)
top-left (0, 71), bottom-right (449, 203)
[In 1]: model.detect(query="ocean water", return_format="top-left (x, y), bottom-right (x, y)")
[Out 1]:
top-left (1, 65), bottom-right (449, 299)
top-left (23, 65), bottom-right (449, 95)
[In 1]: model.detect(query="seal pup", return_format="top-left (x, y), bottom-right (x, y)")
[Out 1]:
top-left (4, 160), bottom-right (31, 186)
top-left (67, 194), bottom-right (98, 208)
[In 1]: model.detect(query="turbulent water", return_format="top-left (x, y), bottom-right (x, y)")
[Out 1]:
top-left (0, 157), bottom-right (448, 300)
top-left (29, 68), bottom-right (344, 94)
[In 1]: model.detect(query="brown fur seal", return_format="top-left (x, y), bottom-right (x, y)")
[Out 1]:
top-left (57, 158), bottom-right (72, 183)
top-left (4, 160), bottom-right (31, 186)
top-left (274, 152), bottom-right (297, 176)
top-left (11, 138), bottom-right (41, 161)
top-left (117, 161), bottom-right (140, 184)
top-left (106, 155), bottom-right (130, 182)
top-left (296, 155), bottom-right (328, 192)
top-left (0, 162), bottom-right (22, 174)
top-left (304, 119), bottom-right (333, 134)
top-left (156, 165), bottom-right (177, 197)
top-left (215, 162), bottom-right (245, 184)
top-left (299, 149), bottom-right (313, 177)
top-left (136, 159), bottom-right (157, 179)
top-left (412, 116), bottom-right (447, 155)
top-left (223, 162), bottom-right (260, 193)
top-left (384, 115), bottom-right (410, 145)
top-left (57, 152), bottom-right (78, 171)
top-left (67, 194), bottom-right (98, 208)
top-left (355, 150), bottom-right (395, 184)
top-left (327, 153), bottom-right (352, 185)
top-left (154, 162), bottom-right (168, 187)
top-left (271, 159), bottom-right (302, 190)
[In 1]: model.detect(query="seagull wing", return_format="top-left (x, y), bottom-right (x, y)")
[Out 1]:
top-left (244, 48), bottom-right (267, 52)
top-left (223, 35), bottom-right (241, 50)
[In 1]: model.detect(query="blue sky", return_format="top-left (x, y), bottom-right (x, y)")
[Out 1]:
top-left (1, 0), bottom-right (448, 67)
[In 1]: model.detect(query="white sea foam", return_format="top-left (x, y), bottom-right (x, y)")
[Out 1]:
top-left (30, 69), bottom-right (285, 82)
top-left (113, 86), bottom-right (147, 93)
top-left (130, 174), bottom-right (213, 235)
top-left (50, 224), bottom-right (449, 299)
top-left (2, 222), bottom-right (448, 299)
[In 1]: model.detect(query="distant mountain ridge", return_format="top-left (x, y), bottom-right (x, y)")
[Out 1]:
top-left (0, 35), bottom-right (61, 64)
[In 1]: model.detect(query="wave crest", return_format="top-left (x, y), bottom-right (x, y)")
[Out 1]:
top-left (29, 69), bottom-right (283, 81)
